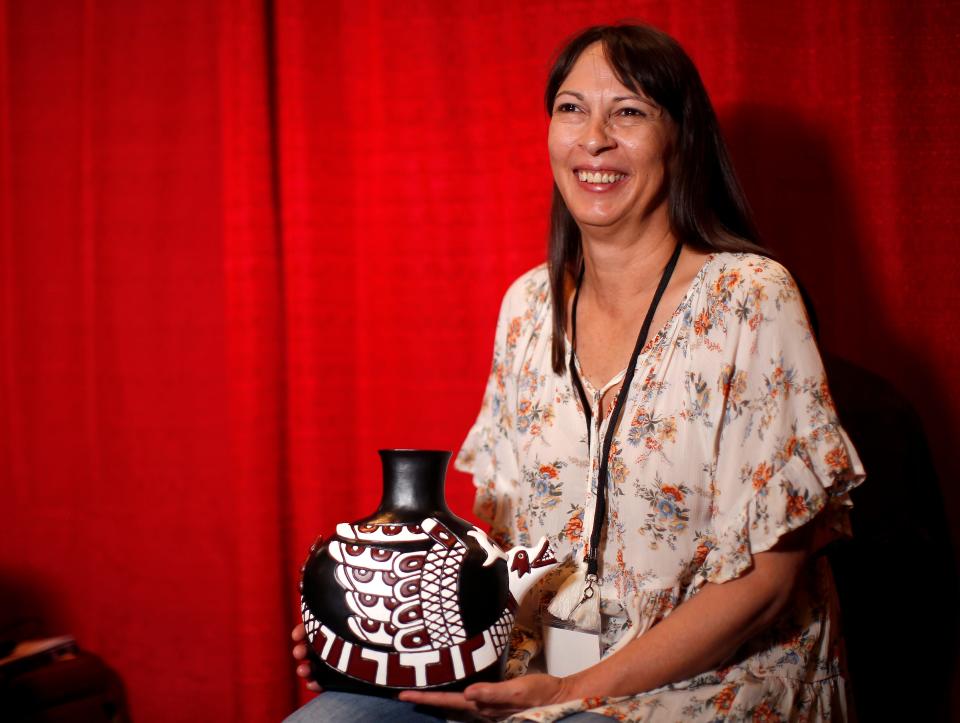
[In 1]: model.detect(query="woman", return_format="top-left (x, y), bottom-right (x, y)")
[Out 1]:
top-left (289, 23), bottom-right (864, 722)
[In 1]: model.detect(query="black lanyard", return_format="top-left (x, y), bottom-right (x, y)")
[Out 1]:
top-left (569, 241), bottom-right (683, 577)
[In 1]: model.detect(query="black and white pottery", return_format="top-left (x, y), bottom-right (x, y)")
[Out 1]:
top-left (299, 449), bottom-right (558, 694)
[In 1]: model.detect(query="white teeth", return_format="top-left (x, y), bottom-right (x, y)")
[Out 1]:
top-left (577, 170), bottom-right (624, 184)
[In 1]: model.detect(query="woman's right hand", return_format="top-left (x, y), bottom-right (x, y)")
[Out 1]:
top-left (292, 624), bottom-right (322, 692)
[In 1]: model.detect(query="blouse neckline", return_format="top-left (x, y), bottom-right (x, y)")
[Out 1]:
top-left (562, 252), bottom-right (717, 397)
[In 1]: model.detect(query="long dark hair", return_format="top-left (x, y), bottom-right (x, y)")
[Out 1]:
top-left (546, 23), bottom-right (765, 374)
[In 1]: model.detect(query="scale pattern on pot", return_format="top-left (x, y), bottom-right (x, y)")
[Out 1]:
top-left (326, 518), bottom-right (470, 652)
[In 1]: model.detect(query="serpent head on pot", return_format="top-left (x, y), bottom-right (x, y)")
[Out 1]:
top-left (465, 524), bottom-right (560, 603)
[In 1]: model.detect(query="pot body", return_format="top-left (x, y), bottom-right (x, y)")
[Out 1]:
top-left (299, 450), bottom-right (514, 694)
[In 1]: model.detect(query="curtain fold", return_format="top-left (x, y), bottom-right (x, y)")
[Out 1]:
top-left (219, 0), bottom-right (293, 717)
top-left (2, 1), bottom-right (958, 719)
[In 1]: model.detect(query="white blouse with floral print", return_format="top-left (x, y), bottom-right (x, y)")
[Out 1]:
top-left (455, 252), bottom-right (866, 722)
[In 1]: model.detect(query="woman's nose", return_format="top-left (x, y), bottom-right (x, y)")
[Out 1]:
top-left (581, 116), bottom-right (615, 154)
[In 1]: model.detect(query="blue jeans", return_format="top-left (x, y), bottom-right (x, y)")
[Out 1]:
top-left (283, 691), bottom-right (614, 722)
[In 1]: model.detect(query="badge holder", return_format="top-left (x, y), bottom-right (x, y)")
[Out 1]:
top-left (543, 572), bottom-right (601, 676)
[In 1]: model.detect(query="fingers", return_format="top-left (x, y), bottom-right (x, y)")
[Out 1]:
top-left (292, 624), bottom-right (321, 692)
top-left (297, 661), bottom-right (322, 692)
top-left (397, 690), bottom-right (477, 711)
top-left (464, 680), bottom-right (524, 705)
top-left (463, 675), bottom-right (564, 711)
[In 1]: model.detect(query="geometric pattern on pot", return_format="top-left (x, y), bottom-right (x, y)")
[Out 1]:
top-left (300, 597), bottom-right (516, 688)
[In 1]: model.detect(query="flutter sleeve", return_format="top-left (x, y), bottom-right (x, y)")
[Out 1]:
top-left (696, 258), bottom-right (866, 586)
top-left (454, 279), bottom-right (523, 549)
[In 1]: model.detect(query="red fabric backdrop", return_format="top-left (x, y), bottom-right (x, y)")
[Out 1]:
top-left (2, 1), bottom-right (958, 719)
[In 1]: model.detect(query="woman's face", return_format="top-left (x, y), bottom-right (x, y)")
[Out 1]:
top-left (548, 43), bottom-right (675, 233)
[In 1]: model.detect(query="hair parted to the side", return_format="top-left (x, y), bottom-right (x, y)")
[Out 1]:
top-left (545, 23), bottom-right (766, 374)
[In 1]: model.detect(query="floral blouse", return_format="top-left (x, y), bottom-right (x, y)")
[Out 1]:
top-left (455, 252), bottom-right (866, 722)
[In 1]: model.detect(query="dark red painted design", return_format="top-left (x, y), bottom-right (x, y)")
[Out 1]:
top-left (326, 636), bottom-right (345, 667)
top-left (359, 619), bottom-right (381, 634)
top-left (311, 626), bottom-right (331, 658)
top-left (397, 606), bottom-right (422, 624)
top-left (345, 646), bottom-right (381, 681)
top-left (353, 568), bottom-right (375, 583)
top-left (385, 654), bottom-right (417, 687)
top-left (311, 616), bottom-right (514, 688)
top-left (351, 522), bottom-right (427, 537)
top-left (371, 547), bottom-right (392, 562)
top-left (398, 554), bottom-right (424, 572)
top-left (424, 522), bottom-right (457, 549)
top-left (399, 629), bottom-right (430, 649)
top-left (399, 579), bottom-right (419, 597)
top-left (425, 647), bottom-right (455, 686)
top-left (458, 635), bottom-right (487, 678)
top-left (510, 550), bottom-right (530, 577)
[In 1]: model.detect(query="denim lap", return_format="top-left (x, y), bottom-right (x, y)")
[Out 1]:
top-left (283, 691), bottom-right (615, 722)
top-left (282, 691), bottom-right (471, 723)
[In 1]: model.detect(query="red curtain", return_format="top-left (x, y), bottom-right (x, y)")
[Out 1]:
top-left (2, 1), bottom-right (958, 719)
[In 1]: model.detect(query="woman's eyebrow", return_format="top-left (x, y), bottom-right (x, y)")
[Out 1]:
top-left (613, 94), bottom-right (656, 105)
top-left (556, 90), bottom-right (656, 106)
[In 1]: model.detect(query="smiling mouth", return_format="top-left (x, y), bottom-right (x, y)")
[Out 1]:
top-left (575, 169), bottom-right (627, 185)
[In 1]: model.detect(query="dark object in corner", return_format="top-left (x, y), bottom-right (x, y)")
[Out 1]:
top-left (825, 354), bottom-right (959, 723)
top-left (0, 622), bottom-right (129, 722)
top-left (1, 648), bottom-right (129, 722)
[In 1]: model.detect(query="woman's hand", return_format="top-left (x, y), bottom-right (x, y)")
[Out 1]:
top-left (398, 673), bottom-right (571, 719)
top-left (291, 624), bottom-right (322, 692)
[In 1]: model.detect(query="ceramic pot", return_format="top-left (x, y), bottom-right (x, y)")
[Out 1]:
top-left (299, 449), bottom-right (558, 694)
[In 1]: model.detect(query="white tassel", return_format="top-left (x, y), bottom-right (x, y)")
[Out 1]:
top-left (546, 570), bottom-right (601, 632)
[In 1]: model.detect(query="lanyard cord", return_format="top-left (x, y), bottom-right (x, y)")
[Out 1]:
top-left (569, 241), bottom-right (683, 577)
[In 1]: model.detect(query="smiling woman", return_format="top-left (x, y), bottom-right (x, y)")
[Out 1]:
top-left (548, 54), bottom-right (674, 231)
top-left (286, 23), bottom-right (865, 723)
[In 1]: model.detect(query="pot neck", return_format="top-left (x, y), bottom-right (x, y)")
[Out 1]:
top-left (375, 449), bottom-right (452, 515)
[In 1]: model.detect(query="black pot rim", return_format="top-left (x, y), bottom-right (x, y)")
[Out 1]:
top-left (377, 448), bottom-right (451, 455)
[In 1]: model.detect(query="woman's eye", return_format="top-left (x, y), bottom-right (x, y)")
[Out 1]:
top-left (556, 103), bottom-right (580, 113)
top-left (617, 107), bottom-right (646, 117)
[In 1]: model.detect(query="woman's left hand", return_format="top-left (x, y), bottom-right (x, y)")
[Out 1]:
top-left (397, 673), bottom-right (570, 719)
